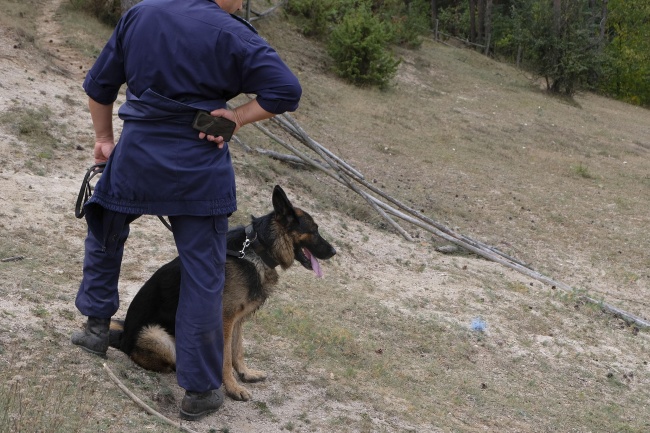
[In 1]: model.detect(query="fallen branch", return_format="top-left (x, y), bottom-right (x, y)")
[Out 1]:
top-left (103, 363), bottom-right (199, 433)
top-left (279, 114), bottom-right (414, 239)
top-left (247, 0), bottom-right (287, 21)
top-left (230, 135), bottom-right (252, 152)
top-left (273, 115), bottom-right (365, 179)
top-left (253, 121), bottom-right (328, 171)
top-left (254, 148), bottom-right (312, 166)
top-left (1, 256), bottom-right (24, 263)
top-left (374, 200), bottom-right (650, 327)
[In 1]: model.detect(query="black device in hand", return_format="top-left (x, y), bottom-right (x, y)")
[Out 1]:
top-left (192, 111), bottom-right (237, 142)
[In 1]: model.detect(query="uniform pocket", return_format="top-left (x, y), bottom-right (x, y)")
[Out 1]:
top-left (213, 215), bottom-right (229, 235)
top-left (212, 215), bottom-right (229, 265)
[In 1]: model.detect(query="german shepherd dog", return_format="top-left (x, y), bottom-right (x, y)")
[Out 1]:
top-left (108, 185), bottom-right (336, 400)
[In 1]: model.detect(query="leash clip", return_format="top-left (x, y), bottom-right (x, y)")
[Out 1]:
top-left (237, 225), bottom-right (258, 258)
top-left (239, 238), bottom-right (251, 258)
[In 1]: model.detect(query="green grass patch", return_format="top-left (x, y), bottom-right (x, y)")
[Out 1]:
top-left (58, 2), bottom-right (115, 58)
top-left (572, 162), bottom-right (594, 179)
top-left (0, 0), bottom-right (40, 44)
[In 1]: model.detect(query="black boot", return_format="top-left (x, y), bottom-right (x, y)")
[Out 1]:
top-left (71, 316), bottom-right (110, 358)
top-left (179, 389), bottom-right (224, 421)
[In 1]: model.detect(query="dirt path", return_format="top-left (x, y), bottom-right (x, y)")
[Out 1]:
top-left (38, 0), bottom-right (91, 80)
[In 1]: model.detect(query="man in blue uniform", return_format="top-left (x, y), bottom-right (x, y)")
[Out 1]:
top-left (70, 0), bottom-right (301, 421)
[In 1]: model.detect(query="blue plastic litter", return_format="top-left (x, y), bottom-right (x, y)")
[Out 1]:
top-left (471, 317), bottom-right (487, 332)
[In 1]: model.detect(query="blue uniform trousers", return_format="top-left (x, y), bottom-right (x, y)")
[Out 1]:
top-left (75, 208), bottom-right (226, 392)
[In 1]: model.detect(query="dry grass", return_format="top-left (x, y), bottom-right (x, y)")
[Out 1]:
top-left (0, 1), bottom-right (649, 432)
top-left (254, 14), bottom-right (650, 318)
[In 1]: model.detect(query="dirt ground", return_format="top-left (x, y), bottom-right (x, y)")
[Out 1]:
top-left (1, 1), bottom-right (649, 432)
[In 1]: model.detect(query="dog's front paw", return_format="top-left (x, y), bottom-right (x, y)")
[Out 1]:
top-left (239, 369), bottom-right (267, 383)
top-left (226, 384), bottom-right (252, 401)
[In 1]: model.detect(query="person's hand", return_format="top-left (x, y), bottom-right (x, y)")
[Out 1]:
top-left (198, 109), bottom-right (241, 149)
top-left (94, 138), bottom-right (115, 163)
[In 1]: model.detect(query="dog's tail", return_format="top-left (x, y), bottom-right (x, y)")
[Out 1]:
top-left (130, 325), bottom-right (177, 373)
top-left (109, 319), bottom-right (124, 349)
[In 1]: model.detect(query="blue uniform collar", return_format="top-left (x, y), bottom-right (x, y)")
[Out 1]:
top-left (230, 13), bottom-right (258, 34)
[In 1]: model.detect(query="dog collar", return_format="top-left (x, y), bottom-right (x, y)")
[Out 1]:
top-left (227, 225), bottom-right (279, 269)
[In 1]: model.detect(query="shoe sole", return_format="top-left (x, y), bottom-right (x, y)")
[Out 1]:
top-left (179, 407), bottom-right (218, 421)
top-left (73, 343), bottom-right (108, 359)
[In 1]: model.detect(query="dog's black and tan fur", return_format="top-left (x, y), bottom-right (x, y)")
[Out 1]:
top-left (109, 185), bottom-right (336, 400)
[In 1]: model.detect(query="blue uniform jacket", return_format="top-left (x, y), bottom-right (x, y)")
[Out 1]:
top-left (83, 0), bottom-right (302, 217)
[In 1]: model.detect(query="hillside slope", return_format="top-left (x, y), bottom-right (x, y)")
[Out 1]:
top-left (0, 1), bottom-right (649, 432)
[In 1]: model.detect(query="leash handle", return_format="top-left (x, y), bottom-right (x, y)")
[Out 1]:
top-left (74, 162), bottom-right (174, 234)
top-left (75, 163), bottom-right (106, 219)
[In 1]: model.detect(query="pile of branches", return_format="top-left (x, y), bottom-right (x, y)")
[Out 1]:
top-left (229, 104), bottom-right (649, 329)
top-left (243, 0), bottom-right (286, 22)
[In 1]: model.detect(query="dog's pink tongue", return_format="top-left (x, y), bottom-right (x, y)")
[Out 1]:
top-left (305, 249), bottom-right (323, 278)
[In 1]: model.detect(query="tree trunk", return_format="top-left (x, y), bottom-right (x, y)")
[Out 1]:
top-left (245, 0), bottom-right (252, 21)
top-left (484, 0), bottom-right (493, 55)
top-left (553, 0), bottom-right (562, 33)
top-left (469, 0), bottom-right (476, 43)
top-left (600, 0), bottom-right (608, 44)
top-left (478, 0), bottom-right (486, 45)
top-left (431, 0), bottom-right (437, 27)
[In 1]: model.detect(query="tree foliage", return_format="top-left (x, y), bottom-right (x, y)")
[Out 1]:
top-left (285, 0), bottom-right (351, 37)
top-left (523, 0), bottom-right (601, 95)
top-left (600, 0), bottom-right (650, 105)
top-left (433, 0), bottom-right (649, 105)
top-left (75, 0), bottom-right (650, 104)
top-left (326, 4), bottom-right (401, 88)
top-left (287, 0), bottom-right (423, 88)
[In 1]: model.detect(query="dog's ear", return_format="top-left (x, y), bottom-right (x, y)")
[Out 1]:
top-left (272, 185), bottom-right (298, 225)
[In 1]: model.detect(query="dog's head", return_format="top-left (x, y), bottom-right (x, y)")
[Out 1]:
top-left (272, 185), bottom-right (336, 277)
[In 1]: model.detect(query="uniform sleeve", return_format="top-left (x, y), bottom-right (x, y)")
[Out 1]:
top-left (83, 20), bottom-right (127, 105)
top-left (240, 36), bottom-right (302, 114)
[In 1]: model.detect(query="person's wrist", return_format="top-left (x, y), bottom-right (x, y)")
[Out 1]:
top-left (232, 109), bottom-right (244, 128)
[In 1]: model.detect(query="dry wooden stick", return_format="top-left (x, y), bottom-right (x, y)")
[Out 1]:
top-left (254, 148), bottom-right (312, 165)
top-left (103, 363), bottom-right (199, 433)
top-left (274, 118), bottom-right (528, 266)
top-left (275, 114), bottom-right (365, 179)
top-left (284, 115), bottom-right (414, 240)
top-left (230, 135), bottom-right (252, 152)
top-left (1, 256), bottom-right (24, 263)
top-left (339, 165), bottom-right (530, 267)
top-left (374, 200), bottom-right (650, 328)
top-left (352, 187), bottom-right (415, 241)
top-left (248, 0), bottom-right (287, 21)
top-left (264, 117), bottom-right (545, 259)
top-left (253, 122), bottom-right (327, 171)
top-left (253, 115), bottom-right (412, 239)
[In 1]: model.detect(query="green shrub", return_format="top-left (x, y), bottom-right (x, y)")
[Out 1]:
top-left (376, 0), bottom-right (430, 48)
top-left (327, 6), bottom-right (400, 88)
top-left (286, 0), bottom-right (352, 37)
top-left (437, 2), bottom-right (470, 40)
